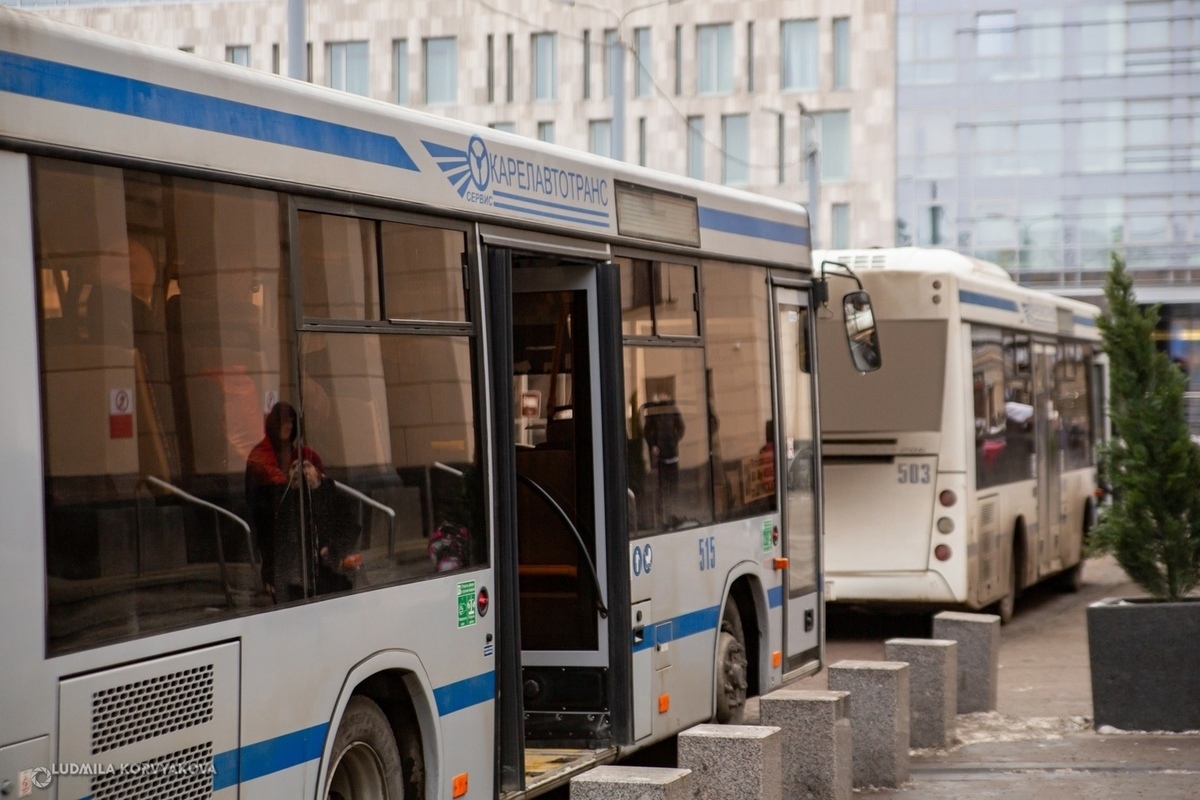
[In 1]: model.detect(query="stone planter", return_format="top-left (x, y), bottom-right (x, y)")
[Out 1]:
top-left (1086, 597), bottom-right (1200, 732)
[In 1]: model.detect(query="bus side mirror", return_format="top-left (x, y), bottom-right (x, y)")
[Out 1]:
top-left (843, 290), bottom-right (882, 373)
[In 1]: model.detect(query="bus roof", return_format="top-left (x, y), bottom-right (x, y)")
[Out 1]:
top-left (0, 7), bottom-right (811, 268)
top-left (814, 247), bottom-right (1013, 284)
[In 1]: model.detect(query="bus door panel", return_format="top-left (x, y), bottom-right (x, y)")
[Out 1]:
top-left (507, 255), bottom-right (614, 749)
top-left (1033, 342), bottom-right (1062, 577)
top-left (773, 285), bottom-right (821, 675)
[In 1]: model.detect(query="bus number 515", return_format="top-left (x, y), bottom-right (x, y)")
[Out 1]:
top-left (699, 536), bottom-right (716, 570)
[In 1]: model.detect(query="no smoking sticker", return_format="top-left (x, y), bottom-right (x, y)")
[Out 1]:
top-left (109, 387), bottom-right (134, 439)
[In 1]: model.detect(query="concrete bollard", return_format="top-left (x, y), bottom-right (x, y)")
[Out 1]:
top-left (759, 689), bottom-right (852, 800)
top-left (932, 610), bottom-right (1000, 713)
top-left (678, 724), bottom-right (782, 800)
top-left (569, 766), bottom-right (692, 800)
top-left (827, 660), bottom-right (910, 788)
top-left (884, 638), bottom-right (958, 748)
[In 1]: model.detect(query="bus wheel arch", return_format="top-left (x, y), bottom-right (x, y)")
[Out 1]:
top-left (326, 664), bottom-right (432, 800)
top-left (714, 576), bottom-right (760, 724)
top-left (995, 517), bottom-right (1027, 625)
top-left (326, 695), bottom-right (406, 800)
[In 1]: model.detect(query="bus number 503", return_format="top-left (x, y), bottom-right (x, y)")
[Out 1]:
top-left (699, 536), bottom-right (716, 570)
top-left (897, 463), bottom-right (931, 484)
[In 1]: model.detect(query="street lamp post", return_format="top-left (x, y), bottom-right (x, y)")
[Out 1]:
top-left (766, 104), bottom-right (821, 247)
top-left (558, 0), bottom-right (682, 161)
top-left (287, 0), bottom-right (307, 80)
top-left (798, 102), bottom-right (820, 249)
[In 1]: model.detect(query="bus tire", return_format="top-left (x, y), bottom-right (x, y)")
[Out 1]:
top-left (714, 601), bottom-right (748, 724)
top-left (1055, 562), bottom-right (1084, 592)
top-left (326, 696), bottom-right (406, 800)
top-left (994, 547), bottom-right (1017, 625)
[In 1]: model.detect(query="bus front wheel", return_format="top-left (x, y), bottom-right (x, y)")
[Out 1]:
top-left (326, 696), bottom-right (406, 800)
top-left (714, 601), bottom-right (748, 724)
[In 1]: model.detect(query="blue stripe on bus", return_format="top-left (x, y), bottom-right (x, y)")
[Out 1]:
top-left (0, 50), bottom-right (419, 171)
top-left (493, 201), bottom-right (611, 228)
top-left (493, 189), bottom-right (612, 219)
top-left (632, 605), bottom-right (721, 652)
top-left (698, 207), bottom-right (810, 246)
top-left (959, 289), bottom-right (1019, 313)
top-left (233, 723), bottom-right (328, 786)
top-left (1074, 314), bottom-right (1097, 328)
top-left (433, 670), bottom-right (496, 716)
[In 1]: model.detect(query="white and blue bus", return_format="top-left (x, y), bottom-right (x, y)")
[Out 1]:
top-left (0, 9), bottom-right (879, 799)
top-left (814, 247), bottom-right (1105, 624)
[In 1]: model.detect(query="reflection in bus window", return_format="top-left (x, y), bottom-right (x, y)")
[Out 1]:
top-left (1056, 343), bottom-right (1094, 470)
top-left (625, 347), bottom-right (711, 533)
top-left (34, 157), bottom-right (288, 654)
top-left (300, 332), bottom-right (485, 583)
top-left (701, 260), bottom-right (777, 521)
top-left (1003, 332), bottom-right (1036, 483)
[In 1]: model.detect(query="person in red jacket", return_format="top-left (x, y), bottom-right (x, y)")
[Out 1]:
top-left (245, 401), bottom-right (324, 600)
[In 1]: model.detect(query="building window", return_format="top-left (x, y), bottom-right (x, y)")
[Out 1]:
top-left (1079, 5), bottom-right (1125, 77)
top-left (327, 41), bottom-right (369, 96)
top-left (394, 40), bottom-right (409, 105)
top-left (506, 34), bottom-right (514, 103)
top-left (696, 23), bottom-right (733, 95)
top-left (634, 27), bottom-right (652, 98)
top-left (819, 110), bottom-right (850, 182)
top-left (832, 17), bottom-right (850, 89)
top-left (1127, 99), bottom-right (1171, 172)
top-left (538, 121), bottom-right (555, 143)
top-left (832, 203), bottom-right (850, 248)
top-left (603, 29), bottom-right (619, 99)
top-left (897, 14), bottom-right (956, 86)
top-left (638, 117), bottom-right (647, 166)
top-left (271, 44), bottom-right (280, 74)
top-left (746, 21), bottom-right (755, 92)
top-left (533, 32), bottom-right (557, 101)
top-left (486, 34), bottom-right (495, 103)
top-left (687, 116), bottom-right (704, 179)
top-left (490, 122), bottom-right (516, 133)
top-left (590, 119), bottom-right (612, 157)
top-left (1079, 101), bottom-right (1124, 173)
top-left (781, 19), bottom-right (817, 91)
top-left (1128, 1), bottom-right (1171, 75)
top-left (226, 45), bottom-right (250, 66)
top-left (673, 25), bottom-right (682, 95)
top-left (976, 11), bottom-right (1017, 81)
top-left (583, 30), bottom-right (592, 100)
top-left (722, 114), bottom-right (749, 186)
top-left (424, 37), bottom-right (457, 105)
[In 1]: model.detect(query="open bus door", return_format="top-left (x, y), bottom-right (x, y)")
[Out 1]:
top-left (486, 238), bottom-right (630, 797)
top-left (771, 283), bottom-right (822, 677)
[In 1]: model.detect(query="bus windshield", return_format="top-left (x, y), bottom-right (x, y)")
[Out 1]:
top-left (817, 319), bottom-right (948, 433)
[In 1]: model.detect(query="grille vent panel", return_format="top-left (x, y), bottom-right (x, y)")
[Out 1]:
top-left (91, 664), bottom-right (215, 754)
top-left (90, 742), bottom-right (214, 800)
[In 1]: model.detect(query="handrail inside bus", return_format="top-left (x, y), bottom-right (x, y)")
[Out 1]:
top-left (139, 474), bottom-right (263, 601)
top-left (516, 472), bottom-right (609, 619)
top-left (331, 479), bottom-right (397, 557)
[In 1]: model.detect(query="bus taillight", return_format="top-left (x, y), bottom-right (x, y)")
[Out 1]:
top-left (939, 490), bottom-right (957, 507)
top-left (934, 544), bottom-right (952, 561)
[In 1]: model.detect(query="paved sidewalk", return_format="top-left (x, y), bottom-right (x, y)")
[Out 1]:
top-left (746, 557), bottom-right (1200, 798)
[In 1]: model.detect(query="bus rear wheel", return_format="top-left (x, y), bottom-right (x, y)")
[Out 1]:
top-left (714, 601), bottom-right (748, 724)
top-left (326, 696), bottom-right (406, 800)
top-left (994, 548), bottom-right (1017, 625)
